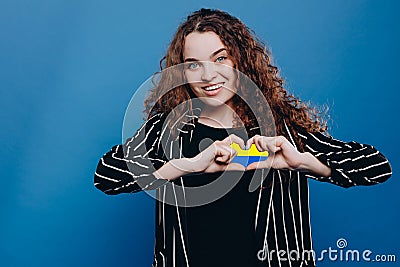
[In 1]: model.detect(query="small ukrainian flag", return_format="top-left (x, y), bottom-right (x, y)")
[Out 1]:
top-left (229, 143), bottom-right (268, 167)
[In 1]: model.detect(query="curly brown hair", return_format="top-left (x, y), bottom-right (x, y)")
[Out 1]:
top-left (143, 8), bottom-right (328, 151)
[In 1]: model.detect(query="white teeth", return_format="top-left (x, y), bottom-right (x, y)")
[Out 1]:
top-left (203, 84), bottom-right (222, 91)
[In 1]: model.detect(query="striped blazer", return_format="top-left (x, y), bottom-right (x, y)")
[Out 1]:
top-left (94, 112), bottom-right (392, 267)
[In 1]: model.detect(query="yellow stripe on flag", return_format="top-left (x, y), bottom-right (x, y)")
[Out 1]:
top-left (230, 143), bottom-right (269, 157)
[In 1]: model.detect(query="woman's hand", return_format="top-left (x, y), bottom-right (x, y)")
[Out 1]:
top-left (153, 134), bottom-right (246, 181)
top-left (191, 134), bottom-right (246, 173)
top-left (245, 135), bottom-right (303, 171)
top-left (245, 135), bottom-right (331, 176)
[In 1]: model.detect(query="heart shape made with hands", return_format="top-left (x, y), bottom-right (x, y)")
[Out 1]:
top-left (229, 143), bottom-right (269, 167)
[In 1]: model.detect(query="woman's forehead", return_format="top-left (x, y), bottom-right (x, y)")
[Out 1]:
top-left (183, 31), bottom-right (226, 59)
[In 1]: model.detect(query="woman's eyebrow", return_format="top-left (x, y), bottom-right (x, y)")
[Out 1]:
top-left (184, 48), bottom-right (227, 62)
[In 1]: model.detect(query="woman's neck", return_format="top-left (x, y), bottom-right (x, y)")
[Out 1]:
top-left (198, 104), bottom-right (241, 128)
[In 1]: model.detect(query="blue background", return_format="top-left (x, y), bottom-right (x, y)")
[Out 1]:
top-left (1, 0), bottom-right (398, 266)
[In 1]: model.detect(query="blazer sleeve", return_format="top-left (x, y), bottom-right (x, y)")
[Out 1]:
top-left (94, 113), bottom-right (169, 195)
top-left (297, 128), bottom-right (393, 188)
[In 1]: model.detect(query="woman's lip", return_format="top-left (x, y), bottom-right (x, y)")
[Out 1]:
top-left (202, 84), bottom-right (223, 96)
top-left (201, 82), bottom-right (224, 90)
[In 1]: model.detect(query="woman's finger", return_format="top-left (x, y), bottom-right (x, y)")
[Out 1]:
top-left (215, 144), bottom-right (237, 163)
top-left (245, 135), bottom-right (259, 149)
top-left (246, 155), bottom-right (273, 170)
top-left (247, 135), bottom-right (267, 152)
top-left (247, 135), bottom-right (285, 153)
top-left (222, 162), bottom-right (246, 172)
top-left (256, 137), bottom-right (282, 153)
top-left (222, 134), bottom-right (245, 149)
top-left (246, 160), bottom-right (267, 170)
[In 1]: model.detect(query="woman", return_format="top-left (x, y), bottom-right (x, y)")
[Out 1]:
top-left (94, 8), bottom-right (392, 267)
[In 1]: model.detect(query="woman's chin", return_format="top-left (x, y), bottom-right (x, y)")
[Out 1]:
top-left (200, 98), bottom-right (227, 108)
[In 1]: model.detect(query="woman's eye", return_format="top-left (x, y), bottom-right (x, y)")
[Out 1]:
top-left (216, 56), bottom-right (227, 63)
top-left (186, 62), bottom-right (200, 69)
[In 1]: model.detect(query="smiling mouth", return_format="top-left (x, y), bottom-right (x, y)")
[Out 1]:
top-left (202, 83), bottom-right (223, 91)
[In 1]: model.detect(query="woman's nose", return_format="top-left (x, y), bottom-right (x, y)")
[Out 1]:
top-left (201, 62), bottom-right (217, 81)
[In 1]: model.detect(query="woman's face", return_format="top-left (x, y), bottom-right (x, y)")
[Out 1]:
top-left (183, 31), bottom-right (237, 109)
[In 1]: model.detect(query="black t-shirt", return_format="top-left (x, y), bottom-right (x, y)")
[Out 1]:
top-left (181, 121), bottom-right (260, 266)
